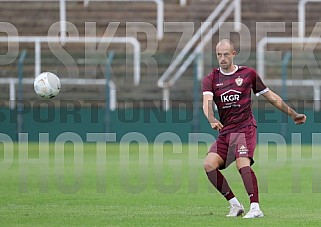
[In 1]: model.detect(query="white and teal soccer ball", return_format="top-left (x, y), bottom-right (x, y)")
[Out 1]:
top-left (34, 72), bottom-right (61, 98)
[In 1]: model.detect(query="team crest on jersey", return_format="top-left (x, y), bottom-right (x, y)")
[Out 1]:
top-left (235, 77), bottom-right (243, 86)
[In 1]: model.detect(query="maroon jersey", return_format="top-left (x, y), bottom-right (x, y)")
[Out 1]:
top-left (202, 66), bottom-right (269, 135)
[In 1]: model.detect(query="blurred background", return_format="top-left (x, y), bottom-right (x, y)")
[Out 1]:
top-left (0, 0), bottom-right (320, 143)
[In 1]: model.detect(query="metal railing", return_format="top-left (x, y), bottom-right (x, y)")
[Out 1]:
top-left (0, 0), bottom-right (164, 40)
top-left (0, 78), bottom-right (117, 111)
top-left (257, 36), bottom-right (321, 111)
top-left (266, 79), bottom-right (321, 111)
top-left (0, 36), bottom-right (140, 108)
top-left (0, 36), bottom-right (141, 84)
top-left (83, 0), bottom-right (164, 39)
top-left (257, 36), bottom-right (321, 80)
top-left (256, 2), bottom-right (321, 111)
top-left (298, 0), bottom-right (321, 38)
top-left (157, 0), bottom-right (241, 110)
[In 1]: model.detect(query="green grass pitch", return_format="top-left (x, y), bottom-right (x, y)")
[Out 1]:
top-left (0, 143), bottom-right (320, 226)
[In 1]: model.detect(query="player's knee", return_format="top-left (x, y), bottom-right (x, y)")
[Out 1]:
top-left (203, 159), bottom-right (219, 172)
top-left (236, 157), bottom-right (251, 170)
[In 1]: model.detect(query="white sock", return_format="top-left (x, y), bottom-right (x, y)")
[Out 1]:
top-left (228, 197), bottom-right (241, 206)
top-left (250, 202), bottom-right (260, 210)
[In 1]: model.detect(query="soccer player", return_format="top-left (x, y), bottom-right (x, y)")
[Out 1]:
top-left (202, 39), bottom-right (306, 218)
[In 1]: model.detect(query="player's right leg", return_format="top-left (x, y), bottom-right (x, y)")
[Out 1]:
top-left (204, 151), bottom-right (244, 217)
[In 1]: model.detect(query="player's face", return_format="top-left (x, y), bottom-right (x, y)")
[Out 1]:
top-left (216, 44), bottom-right (236, 71)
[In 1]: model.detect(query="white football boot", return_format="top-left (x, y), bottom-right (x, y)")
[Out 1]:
top-left (243, 209), bottom-right (264, 218)
top-left (226, 204), bottom-right (244, 217)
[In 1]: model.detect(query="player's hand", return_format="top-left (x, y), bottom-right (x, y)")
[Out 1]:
top-left (210, 120), bottom-right (224, 131)
top-left (292, 114), bottom-right (306, 125)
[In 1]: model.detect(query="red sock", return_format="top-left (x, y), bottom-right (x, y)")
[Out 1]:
top-left (206, 169), bottom-right (235, 201)
top-left (239, 166), bottom-right (259, 203)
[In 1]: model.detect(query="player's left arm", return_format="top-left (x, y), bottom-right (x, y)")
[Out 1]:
top-left (261, 90), bottom-right (306, 125)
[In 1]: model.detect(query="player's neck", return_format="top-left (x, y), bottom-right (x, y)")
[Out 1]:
top-left (220, 65), bottom-right (238, 75)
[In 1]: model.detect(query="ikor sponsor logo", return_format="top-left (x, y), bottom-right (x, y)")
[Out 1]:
top-left (220, 89), bottom-right (241, 103)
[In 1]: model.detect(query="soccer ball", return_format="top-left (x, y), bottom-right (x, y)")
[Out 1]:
top-left (34, 72), bottom-right (61, 98)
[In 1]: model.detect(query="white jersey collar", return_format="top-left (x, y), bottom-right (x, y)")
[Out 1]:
top-left (219, 65), bottom-right (238, 75)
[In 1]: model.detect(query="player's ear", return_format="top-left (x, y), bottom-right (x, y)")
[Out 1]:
top-left (232, 50), bottom-right (237, 56)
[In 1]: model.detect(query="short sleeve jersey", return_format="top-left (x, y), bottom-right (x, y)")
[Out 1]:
top-left (202, 65), bottom-right (269, 134)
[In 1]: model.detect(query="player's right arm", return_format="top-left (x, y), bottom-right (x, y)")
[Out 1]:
top-left (203, 93), bottom-right (224, 131)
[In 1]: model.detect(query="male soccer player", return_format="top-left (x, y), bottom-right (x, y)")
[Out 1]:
top-left (202, 39), bottom-right (306, 218)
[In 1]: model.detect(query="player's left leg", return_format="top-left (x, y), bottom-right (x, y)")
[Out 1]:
top-left (236, 157), bottom-right (263, 218)
top-left (232, 125), bottom-right (264, 218)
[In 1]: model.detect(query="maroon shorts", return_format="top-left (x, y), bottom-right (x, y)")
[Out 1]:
top-left (208, 125), bottom-right (257, 169)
